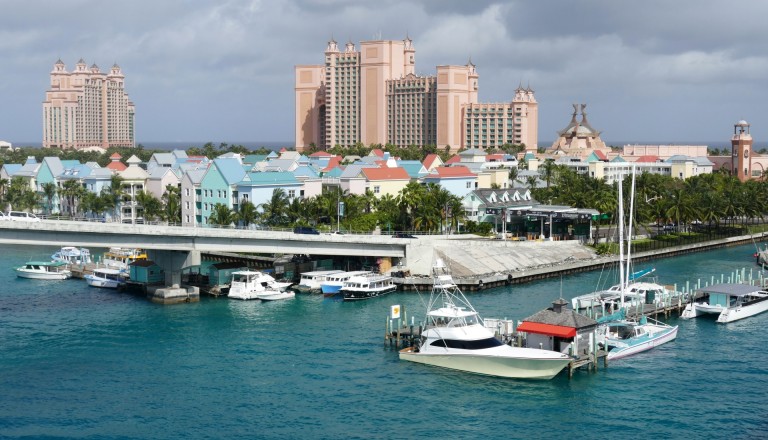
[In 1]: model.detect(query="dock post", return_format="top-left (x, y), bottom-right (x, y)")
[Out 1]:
top-left (385, 317), bottom-right (390, 346)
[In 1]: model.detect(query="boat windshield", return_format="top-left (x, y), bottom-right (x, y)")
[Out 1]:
top-left (429, 337), bottom-right (503, 350)
top-left (429, 313), bottom-right (480, 328)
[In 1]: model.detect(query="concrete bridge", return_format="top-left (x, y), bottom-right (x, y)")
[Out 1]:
top-left (0, 220), bottom-right (411, 286)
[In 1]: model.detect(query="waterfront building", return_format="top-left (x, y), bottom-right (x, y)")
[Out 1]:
top-left (360, 167), bottom-right (410, 198)
top-left (422, 166), bottom-right (478, 197)
top-left (236, 171), bottom-right (303, 213)
top-left (43, 59), bottom-right (135, 150)
top-left (295, 37), bottom-right (480, 153)
top-left (556, 154), bottom-right (713, 184)
top-left (106, 153), bottom-right (127, 172)
top-left (0, 141), bottom-right (13, 152)
top-left (621, 144), bottom-right (707, 161)
top-left (197, 158), bottom-right (246, 226)
top-left (463, 85), bottom-right (538, 151)
top-left (709, 120), bottom-right (768, 180)
top-left (550, 104), bottom-right (610, 159)
top-left (118, 156), bottom-right (149, 223)
top-left (147, 150), bottom-right (188, 171)
top-left (181, 169), bottom-right (207, 227)
top-left (146, 167), bottom-right (181, 201)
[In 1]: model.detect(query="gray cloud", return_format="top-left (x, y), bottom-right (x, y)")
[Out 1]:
top-left (0, 0), bottom-right (765, 147)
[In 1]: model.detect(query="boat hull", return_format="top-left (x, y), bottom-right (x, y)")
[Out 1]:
top-left (716, 300), bottom-right (768, 323)
top-left (256, 291), bottom-right (296, 301)
top-left (84, 276), bottom-right (122, 289)
top-left (399, 348), bottom-right (571, 380)
top-left (15, 270), bottom-right (71, 280)
top-left (605, 325), bottom-right (678, 360)
top-left (320, 283), bottom-right (342, 296)
top-left (342, 285), bottom-right (397, 301)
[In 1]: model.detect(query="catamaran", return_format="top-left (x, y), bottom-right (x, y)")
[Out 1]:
top-left (399, 259), bottom-right (572, 379)
top-left (682, 283), bottom-right (768, 323)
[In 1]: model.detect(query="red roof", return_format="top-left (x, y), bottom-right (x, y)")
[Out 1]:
top-left (361, 167), bottom-right (410, 181)
top-left (593, 150), bottom-right (608, 160)
top-left (445, 155), bottom-right (461, 165)
top-left (431, 165), bottom-right (475, 178)
top-left (636, 155), bottom-right (660, 163)
top-left (106, 161), bottom-right (127, 171)
top-left (370, 148), bottom-right (385, 158)
top-left (486, 153), bottom-right (504, 162)
top-left (423, 153), bottom-right (441, 169)
top-left (321, 156), bottom-right (342, 171)
top-left (109, 153), bottom-right (122, 159)
top-left (309, 151), bottom-right (334, 157)
top-left (516, 322), bottom-right (576, 338)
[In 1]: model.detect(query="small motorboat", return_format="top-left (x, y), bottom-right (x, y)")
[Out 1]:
top-left (84, 268), bottom-right (126, 289)
top-left (15, 261), bottom-right (72, 280)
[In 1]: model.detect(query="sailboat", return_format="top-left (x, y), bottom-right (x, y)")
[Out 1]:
top-left (594, 167), bottom-right (678, 360)
top-left (398, 259), bottom-right (572, 379)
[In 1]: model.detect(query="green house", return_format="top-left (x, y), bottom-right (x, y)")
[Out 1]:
top-left (129, 260), bottom-right (165, 284)
top-left (207, 262), bottom-right (248, 286)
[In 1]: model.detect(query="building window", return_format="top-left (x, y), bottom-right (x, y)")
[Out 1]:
top-left (288, 190), bottom-right (296, 198)
top-left (466, 182), bottom-right (472, 189)
top-left (185, 201), bottom-right (190, 209)
top-left (374, 186), bottom-right (380, 194)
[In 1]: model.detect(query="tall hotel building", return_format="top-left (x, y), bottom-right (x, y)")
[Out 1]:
top-left (43, 59), bottom-right (135, 150)
top-left (296, 37), bottom-right (538, 153)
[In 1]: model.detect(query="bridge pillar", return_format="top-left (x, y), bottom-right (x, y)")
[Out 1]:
top-left (147, 249), bottom-right (201, 286)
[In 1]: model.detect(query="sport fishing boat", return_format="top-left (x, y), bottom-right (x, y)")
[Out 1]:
top-left (102, 247), bottom-right (147, 271)
top-left (341, 273), bottom-right (396, 301)
top-left (681, 283), bottom-right (768, 323)
top-left (398, 260), bottom-right (572, 379)
top-left (84, 268), bottom-right (126, 289)
top-left (228, 270), bottom-right (293, 301)
top-left (15, 261), bottom-right (72, 280)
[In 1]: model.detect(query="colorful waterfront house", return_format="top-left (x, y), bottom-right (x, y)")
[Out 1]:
top-left (338, 164), bottom-right (377, 195)
top-left (517, 298), bottom-right (598, 357)
top-left (360, 167), bottom-right (410, 198)
top-left (198, 157), bottom-right (246, 226)
top-left (422, 153), bottom-right (443, 172)
top-left (292, 165), bottom-right (321, 199)
top-left (457, 148), bottom-right (487, 164)
top-left (181, 168), bottom-right (207, 227)
top-left (129, 260), bottom-right (165, 284)
top-left (235, 171), bottom-right (302, 214)
top-left (10, 156), bottom-right (41, 191)
top-left (58, 163), bottom-right (114, 219)
top-left (35, 157), bottom-right (67, 214)
top-left (207, 262), bottom-right (248, 287)
top-left (422, 166), bottom-right (478, 197)
top-left (118, 155), bottom-right (149, 223)
top-left (0, 163), bottom-right (22, 182)
top-left (243, 154), bottom-right (269, 166)
top-left (256, 158), bottom-right (299, 172)
top-left (146, 167), bottom-right (181, 200)
top-left (147, 150), bottom-right (188, 171)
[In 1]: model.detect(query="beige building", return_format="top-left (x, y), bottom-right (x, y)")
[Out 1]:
top-left (464, 85), bottom-right (538, 151)
top-left (295, 37), bottom-right (480, 153)
top-left (43, 59), bottom-right (135, 150)
top-left (550, 104), bottom-right (609, 159)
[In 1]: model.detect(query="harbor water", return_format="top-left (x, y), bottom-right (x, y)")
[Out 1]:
top-left (1, 243), bottom-right (767, 439)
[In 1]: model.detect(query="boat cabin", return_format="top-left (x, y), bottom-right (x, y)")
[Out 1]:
top-left (207, 262), bottom-right (249, 287)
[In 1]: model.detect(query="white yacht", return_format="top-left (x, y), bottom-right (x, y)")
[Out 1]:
top-left (15, 261), bottom-right (72, 280)
top-left (84, 268), bottom-right (126, 289)
top-left (341, 273), bottom-right (396, 301)
top-left (320, 270), bottom-right (372, 297)
top-left (595, 314), bottom-right (678, 360)
top-left (51, 246), bottom-right (92, 265)
top-left (228, 270), bottom-right (293, 301)
top-left (682, 283), bottom-right (768, 323)
top-left (399, 260), bottom-right (572, 380)
top-left (294, 270), bottom-right (345, 293)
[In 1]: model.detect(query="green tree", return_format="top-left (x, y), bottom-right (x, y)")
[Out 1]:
top-left (208, 203), bottom-right (237, 227)
top-left (135, 191), bottom-right (163, 222)
top-left (41, 182), bottom-right (58, 215)
top-left (237, 200), bottom-right (259, 227)
top-left (161, 185), bottom-right (181, 224)
top-left (260, 188), bottom-right (290, 226)
top-left (60, 179), bottom-right (87, 217)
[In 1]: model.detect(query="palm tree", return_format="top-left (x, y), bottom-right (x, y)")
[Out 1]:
top-left (107, 174), bottom-right (125, 222)
top-left (161, 185), bottom-right (181, 224)
top-left (208, 203), bottom-right (237, 227)
top-left (540, 159), bottom-right (557, 188)
top-left (41, 182), bottom-right (57, 216)
top-left (508, 167), bottom-right (519, 187)
top-left (60, 179), bottom-right (87, 217)
top-left (237, 200), bottom-right (259, 227)
top-left (0, 178), bottom-right (8, 211)
top-left (260, 188), bottom-right (290, 226)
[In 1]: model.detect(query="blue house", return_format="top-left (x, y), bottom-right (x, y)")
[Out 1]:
top-left (236, 171), bottom-right (302, 209)
top-left (129, 260), bottom-right (165, 284)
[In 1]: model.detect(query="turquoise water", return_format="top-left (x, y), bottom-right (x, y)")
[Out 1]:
top-left (1, 243), bottom-right (767, 439)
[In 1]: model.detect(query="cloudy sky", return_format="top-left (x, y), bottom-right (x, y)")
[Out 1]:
top-left (1, 0), bottom-right (766, 148)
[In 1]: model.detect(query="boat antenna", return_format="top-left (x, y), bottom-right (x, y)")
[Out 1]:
top-left (618, 176), bottom-right (625, 308)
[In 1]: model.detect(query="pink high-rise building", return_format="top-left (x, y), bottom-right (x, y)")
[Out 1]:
top-left (295, 37), bottom-right (485, 153)
top-left (43, 59), bottom-right (135, 150)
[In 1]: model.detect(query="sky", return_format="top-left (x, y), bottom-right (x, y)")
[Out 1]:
top-left (1, 0), bottom-right (767, 148)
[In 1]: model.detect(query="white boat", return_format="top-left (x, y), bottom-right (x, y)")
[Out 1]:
top-left (596, 314), bottom-right (679, 360)
top-left (320, 270), bottom-right (372, 296)
top-left (255, 290), bottom-right (296, 301)
top-left (294, 270), bottom-right (345, 293)
top-left (51, 246), bottom-right (92, 265)
top-left (102, 247), bottom-right (147, 271)
top-left (15, 261), bottom-right (72, 280)
top-left (398, 260), bottom-right (572, 379)
top-left (681, 283), bottom-right (768, 323)
top-left (228, 270), bottom-right (293, 301)
top-left (84, 268), bottom-right (126, 289)
top-left (341, 273), bottom-right (396, 301)
top-left (572, 277), bottom-right (680, 312)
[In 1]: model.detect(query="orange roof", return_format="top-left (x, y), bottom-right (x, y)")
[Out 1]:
top-left (423, 153), bottom-right (441, 169)
top-left (309, 151), bottom-right (334, 157)
top-left (109, 153), bottom-right (122, 159)
top-left (370, 148), bottom-right (385, 158)
top-left (445, 155), bottom-right (461, 165)
top-left (106, 161), bottom-right (127, 171)
top-left (361, 167), bottom-right (410, 181)
top-left (486, 153), bottom-right (504, 162)
top-left (374, 160), bottom-right (388, 168)
top-left (636, 155), bottom-right (660, 163)
top-left (431, 165), bottom-right (475, 178)
top-left (593, 150), bottom-right (608, 160)
top-left (517, 322), bottom-right (576, 338)
top-left (322, 156), bottom-right (342, 171)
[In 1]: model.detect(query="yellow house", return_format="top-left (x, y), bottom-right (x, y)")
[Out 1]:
top-left (360, 167), bottom-right (411, 198)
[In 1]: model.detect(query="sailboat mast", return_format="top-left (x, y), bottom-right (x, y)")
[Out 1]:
top-left (625, 165), bottom-right (636, 290)
top-left (618, 177), bottom-right (625, 307)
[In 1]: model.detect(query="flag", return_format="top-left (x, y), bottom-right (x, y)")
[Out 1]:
top-left (390, 305), bottom-right (401, 320)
